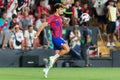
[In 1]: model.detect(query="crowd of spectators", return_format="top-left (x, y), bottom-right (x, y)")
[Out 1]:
top-left (0, 0), bottom-right (120, 51)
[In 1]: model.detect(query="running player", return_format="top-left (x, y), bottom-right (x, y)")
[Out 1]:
top-left (35, 3), bottom-right (70, 78)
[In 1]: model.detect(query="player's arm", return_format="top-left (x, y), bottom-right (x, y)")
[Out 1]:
top-left (35, 22), bottom-right (48, 38)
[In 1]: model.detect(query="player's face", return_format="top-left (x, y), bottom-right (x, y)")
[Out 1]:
top-left (58, 8), bottom-right (63, 15)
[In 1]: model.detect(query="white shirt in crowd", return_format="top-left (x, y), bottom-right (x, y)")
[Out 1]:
top-left (24, 30), bottom-right (36, 47)
top-left (35, 19), bottom-right (42, 29)
top-left (73, 6), bottom-right (81, 18)
top-left (69, 31), bottom-right (81, 48)
top-left (94, 0), bottom-right (108, 16)
top-left (107, 5), bottom-right (117, 22)
top-left (7, 0), bottom-right (18, 19)
top-left (11, 30), bottom-right (24, 49)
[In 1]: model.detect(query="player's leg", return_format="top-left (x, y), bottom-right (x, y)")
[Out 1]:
top-left (58, 43), bottom-right (70, 56)
top-left (43, 50), bottom-right (60, 78)
top-left (49, 50), bottom-right (60, 68)
top-left (49, 43), bottom-right (70, 68)
top-left (43, 38), bottom-right (70, 78)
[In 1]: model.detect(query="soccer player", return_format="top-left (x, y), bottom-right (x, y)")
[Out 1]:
top-left (35, 3), bottom-right (70, 78)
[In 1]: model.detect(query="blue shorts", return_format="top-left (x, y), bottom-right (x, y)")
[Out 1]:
top-left (52, 37), bottom-right (66, 50)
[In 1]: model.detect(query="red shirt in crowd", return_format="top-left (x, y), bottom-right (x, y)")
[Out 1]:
top-left (80, 7), bottom-right (89, 14)
top-left (0, 0), bottom-right (3, 6)
top-left (37, 5), bottom-right (49, 18)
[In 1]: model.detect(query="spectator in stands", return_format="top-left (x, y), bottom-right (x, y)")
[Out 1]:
top-left (81, 22), bottom-right (92, 67)
top-left (0, 0), bottom-right (3, 7)
top-left (47, 29), bottom-right (54, 49)
top-left (21, 6), bottom-right (30, 15)
top-left (21, 6), bottom-right (35, 25)
top-left (69, 27), bottom-right (81, 59)
top-left (17, 0), bottom-right (27, 12)
top-left (0, 11), bottom-right (10, 50)
top-left (0, 24), bottom-right (13, 50)
top-left (117, 0), bottom-right (120, 10)
top-left (19, 11), bottom-right (33, 30)
top-left (117, 0), bottom-right (120, 16)
top-left (115, 16), bottom-right (120, 41)
top-left (24, 25), bottom-right (36, 50)
top-left (28, 0), bottom-right (35, 14)
top-left (93, 0), bottom-right (108, 34)
top-left (6, 0), bottom-right (18, 20)
top-left (79, 2), bottom-right (90, 26)
top-left (63, 0), bottom-right (73, 25)
top-left (79, 2), bottom-right (89, 16)
top-left (35, 0), bottom-right (50, 19)
top-left (106, 0), bottom-right (118, 47)
top-left (35, 14), bottom-right (49, 48)
top-left (69, 27), bottom-right (81, 48)
top-left (61, 14), bottom-right (70, 28)
top-left (9, 24), bottom-right (24, 49)
top-left (72, 0), bottom-right (81, 26)
top-left (10, 14), bottom-right (18, 29)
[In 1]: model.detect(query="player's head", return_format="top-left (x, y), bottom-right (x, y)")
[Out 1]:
top-left (54, 3), bottom-right (64, 15)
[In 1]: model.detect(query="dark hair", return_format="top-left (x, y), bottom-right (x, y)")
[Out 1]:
top-left (54, 3), bottom-right (64, 12)
top-left (109, 0), bottom-right (114, 2)
top-left (117, 16), bottom-right (120, 20)
top-left (82, 22), bottom-right (87, 26)
top-left (83, 2), bottom-right (88, 5)
top-left (2, 11), bottom-right (7, 16)
top-left (28, 25), bottom-right (33, 29)
top-left (9, 26), bottom-right (13, 30)
top-left (74, 0), bottom-right (79, 2)
top-left (40, 0), bottom-right (45, 2)
top-left (9, 22), bottom-right (18, 30)
top-left (39, 0), bottom-right (45, 5)
top-left (12, 14), bottom-right (17, 18)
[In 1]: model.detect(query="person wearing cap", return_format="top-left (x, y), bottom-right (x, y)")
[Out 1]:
top-left (9, 24), bottom-right (24, 49)
top-left (0, 11), bottom-right (10, 50)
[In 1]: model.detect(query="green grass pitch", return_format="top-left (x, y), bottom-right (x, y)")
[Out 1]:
top-left (0, 68), bottom-right (120, 80)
